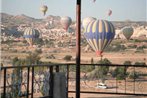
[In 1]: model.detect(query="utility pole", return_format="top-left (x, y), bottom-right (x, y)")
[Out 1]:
top-left (76, 0), bottom-right (81, 98)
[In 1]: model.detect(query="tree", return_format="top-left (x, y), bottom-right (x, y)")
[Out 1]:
top-left (87, 58), bottom-right (111, 83)
top-left (11, 58), bottom-right (22, 98)
top-left (25, 52), bottom-right (41, 64)
top-left (96, 58), bottom-right (111, 83)
top-left (112, 67), bottom-right (127, 80)
top-left (123, 60), bottom-right (131, 70)
top-left (10, 55), bottom-right (42, 97)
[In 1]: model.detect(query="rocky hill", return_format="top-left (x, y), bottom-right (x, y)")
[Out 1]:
top-left (1, 13), bottom-right (62, 36)
top-left (1, 13), bottom-right (61, 27)
top-left (1, 13), bottom-right (146, 37)
top-left (1, 13), bottom-right (39, 27)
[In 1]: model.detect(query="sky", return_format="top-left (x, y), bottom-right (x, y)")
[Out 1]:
top-left (0, 0), bottom-right (146, 21)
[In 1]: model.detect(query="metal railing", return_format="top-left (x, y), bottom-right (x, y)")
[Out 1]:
top-left (1, 64), bottom-right (147, 98)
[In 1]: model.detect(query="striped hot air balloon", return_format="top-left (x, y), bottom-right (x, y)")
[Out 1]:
top-left (23, 27), bottom-right (40, 46)
top-left (84, 20), bottom-right (115, 56)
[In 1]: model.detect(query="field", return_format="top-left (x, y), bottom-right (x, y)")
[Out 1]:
top-left (1, 40), bottom-right (147, 98)
top-left (2, 49), bottom-right (146, 66)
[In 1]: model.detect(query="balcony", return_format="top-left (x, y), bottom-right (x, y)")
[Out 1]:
top-left (1, 64), bottom-right (147, 98)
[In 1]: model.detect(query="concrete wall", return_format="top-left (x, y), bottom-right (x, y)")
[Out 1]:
top-left (53, 72), bottom-right (66, 98)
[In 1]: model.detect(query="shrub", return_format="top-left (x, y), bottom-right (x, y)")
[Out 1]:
top-left (11, 49), bottom-right (17, 53)
top-left (22, 40), bottom-right (27, 44)
top-left (46, 54), bottom-right (55, 59)
top-left (63, 55), bottom-right (72, 61)
top-left (105, 44), bottom-right (126, 52)
top-left (136, 47), bottom-right (144, 51)
top-left (69, 65), bottom-right (76, 72)
top-left (21, 50), bottom-right (26, 53)
top-left (12, 57), bottom-right (19, 65)
top-left (34, 49), bottom-right (42, 54)
top-left (134, 62), bottom-right (146, 65)
top-left (123, 61), bottom-right (132, 65)
top-left (91, 58), bottom-right (94, 64)
top-left (128, 71), bottom-right (139, 79)
top-left (135, 50), bottom-right (144, 53)
top-left (1, 48), bottom-right (4, 51)
top-left (81, 65), bottom-right (95, 73)
top-left (98, 58), bottom-right (112, 64)
top-left (34, 38), bottom-right (44, 45)
top-left (25, 53), bottom-right (41, 64)
top-left (128, 45), bottom-right (137, 48)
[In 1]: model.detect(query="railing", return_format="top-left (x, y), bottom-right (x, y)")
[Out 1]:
top-left (1, 64), bottom-right (147, 98)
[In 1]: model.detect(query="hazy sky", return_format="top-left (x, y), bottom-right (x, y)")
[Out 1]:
top-left (1, 0), bottom-right (146, 21)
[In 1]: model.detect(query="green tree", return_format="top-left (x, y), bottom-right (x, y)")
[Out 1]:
top-left (87, 58), bottom-right (111, 83)
top-left (122, 60), bottom-right (131, 75)
top-left (112, 67), bottom-right (127, 80)
top-left (97, 58), bottom-right (111, 83)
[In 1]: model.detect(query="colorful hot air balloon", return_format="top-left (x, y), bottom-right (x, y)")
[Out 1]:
top-left (40, 5), bottom-right (48, 16)
top-left (107, 9), bottom-right (112, 16)
top-left (84, 20), bottom-right (115, 56)
top-left (60, 16), bottom-right (72, 31)
top-left (82, 17), bottom-right (96, 31)
top-left (23, 27), bottom-right (40, 46)
top-left (121, 26), bottom-right (134, 40)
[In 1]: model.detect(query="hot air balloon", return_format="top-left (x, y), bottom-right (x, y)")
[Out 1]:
top-left (60, 16), bottom-right (72, 31)
top-left (40, 5), bottom-right (48, 16)
top-left (23, 27), bottom-right (40, 46)
top-left (93, 0), bottom-right (96, 3)
top-left (107, 9), bottom-right (112, 16)
top-left (121, 26), bottom-right (134, 40)
top-left (84, 20), bottom-right (115, 56)
top-left (82, 17), bottom-right (96, 31)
